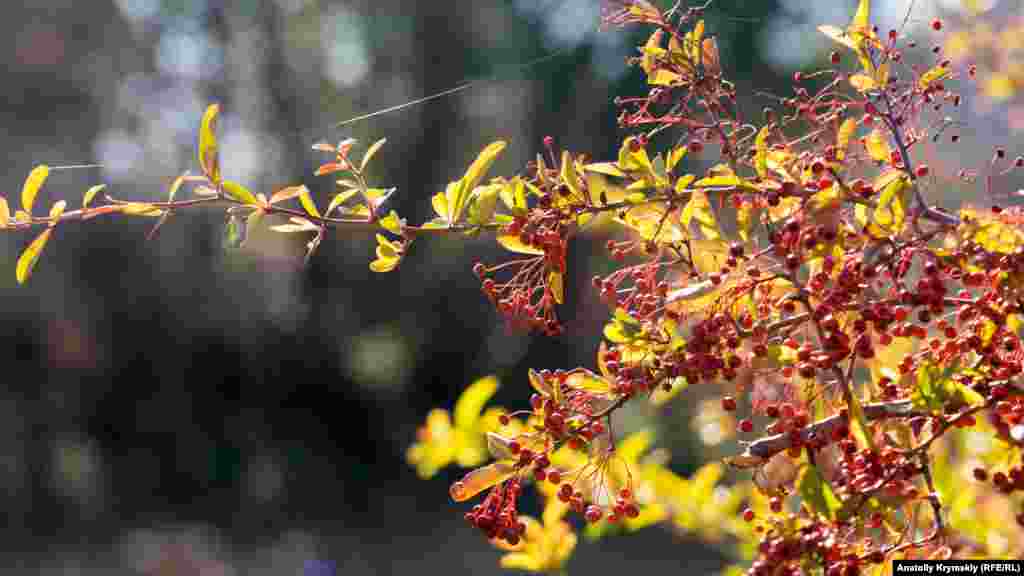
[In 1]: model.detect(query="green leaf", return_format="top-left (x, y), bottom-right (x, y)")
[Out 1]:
top-left (223, 180), bottom-right (258, 205)
top-left (198, 103), bottom-right (220, 183)
top-left (798, 463), bottom-right (842, 521)
top-left (21, 165), bottom-right (49, 214)
top-left (16, 228), bottom-right (52, 284)
top-left (360, 137), bottom-right (386, 172)
top-left (454, 375), bottom-right (500, 430)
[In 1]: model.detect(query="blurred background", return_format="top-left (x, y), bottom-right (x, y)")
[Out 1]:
top-left (0, 0), bottom-right (1019, 574)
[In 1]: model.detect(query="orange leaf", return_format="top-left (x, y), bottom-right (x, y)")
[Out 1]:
top-left (449, 461), bottom-right (516, 502)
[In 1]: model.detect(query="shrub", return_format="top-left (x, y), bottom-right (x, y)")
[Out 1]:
top-left (6, 0), bottom-right (1024, 573)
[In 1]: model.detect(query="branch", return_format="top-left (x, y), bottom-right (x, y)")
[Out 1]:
top-left (728, 399), bottom-right (918, 467)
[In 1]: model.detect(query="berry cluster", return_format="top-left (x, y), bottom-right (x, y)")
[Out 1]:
top-left (464, 478), bottom-right (526, 545)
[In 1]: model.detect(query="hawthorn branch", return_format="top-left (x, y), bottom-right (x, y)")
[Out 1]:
top-left (731, 399), bottom-right (918, 466)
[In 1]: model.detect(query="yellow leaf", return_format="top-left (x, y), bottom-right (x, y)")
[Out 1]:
top-left (851, 0), bottom-right (870, 36)
top-left (848, 389), bottom-right (877, 453)
top-left (16, 228), bottom-right (52, 284)
top-left (359, 137), bottom-right (386, 172)
top-left (754, 125), bottom-right (770, 179)
top-left (564, 368), bottom-right (612, 395)
top-left (680, 191), bottom-right (721, 240)
top-left (48, 200), bottom-right (66, 227)
top-left (0, 197), bottom-right (9, 229)
top-left (849, 73), bottom-right (877, 92)
top-left (325, 189), bottom-right (360, 216)
top-left (617, 137), bottom-right (653, 174)
top-left (223, 180), bottom-right (258, 205)
top-left (369, 256), bottom-right (399, 272)
top-left (737, 202), bottom-right (754, 242)
top-left (919, 64), bottom-right (951, 90)
top-left (269, 185), bottom-right (307, 205)
top-left (450, 461), bottom-right (516, 502)
top-left (82, 184), bottom-right (106, 209)
top-left (454, 375), bottom-right (500, 431)
top-left (198, 103), bottom-right (220, 183)
top-left (584, 162), bottom-right (627, 178)
top-left (21, 165), bottom-right (49, 214)
top-left (378, 210), bottom-right (402, 235)
top-left (431, 191), bottom-right (449, 221)
top-left (450, 140), bottom-right (507, 223)
top-left (297, 186), bottom-right (320, 219)
top-left (819, 24), bottom-right (859, 51)
top-left (497, 234), bottom-right (545, 255)
top-left (836, 118), bottom-right (857, 161)
top-left (865, 129), bottom-right (891, 163)
top-left (548, 270), bottom-right (564, 304)
top-left (560, 150), bottom-right (584, 203)
top-left (667, 145), bottom-right (688, 173)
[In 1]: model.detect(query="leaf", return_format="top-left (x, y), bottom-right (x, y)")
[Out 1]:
top-left (16, 228), bottom-right (52, 284)
top-left (455, 375), bottom-right (500, 431)
top-left (360, 137), bottom-right (386, 172)
top-left (449, 461), bottom-right (516, 502)
top-left (48, 200), bottom-right (66, 227)
top-left (564, 368), bottom-right (612, 395)
top-left (21, 165), bottom-right (49, 214)
top-left (325, 189), bottom-right (360, 216)
top-left (667, 145), bottom-right (688, 173)
top-left (223, 180), bottom-right (258, 205)
top-left (798, 463), bottom-right (842, 521)
top-left (851, 0), bottom-right (870, 36)
top-left (849, 73), bottom-right (876, 92)
top-left (467, 184), bottom-right (500, 226)
top-left (548, 270), bottom-right (564, 304)
top-left (847, 390), bottom-right (877, 453)
top-left (486, 432), bottom-right (517, 461)
top-left (560, 150), bottom-right (583, 203)
top-left (865, 129), bottom-right (892, 163)
top-left (369, 233), bottom-right (403, 272)
top-left (680, 190), bottom-right (721, 240)
top-left (298, 187), bottom-right (320, 219)
top-left (584, 162), bottom-right (627, 178)
top-left (836, 118), bottom-right (857, 161)
top-left (198, 103), bottom-right (220, 183)
top-left (497, 234), bottom-right (544, 255)
top-left (754, 126), bottom-right (770, 179)
top-left (528, 369), bottom-right (554, 397)
top-left (82, 184), bottom-right (106, 209)
top-left (919, 64), bottom-right (950, 90)
top-left (0, 197), bottom-right (9, 229)
top-left (818, 24), bottom-right (860, 52)
top-left (431, 191), bottom-right (449, 221)
top-left (315, 163), bottom-right (348, 176)
top-left (378, 210), bottom-right (402, 235)
top-left (448, 141), bottom-right (507, 223)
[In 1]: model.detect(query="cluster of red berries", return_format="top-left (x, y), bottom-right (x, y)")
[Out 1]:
top-left (832, 441), bottom-right (919, 498)
top-left (747, 517), bottom-right (882, 576)
top-left (557, 484), bottom-right (639, 524)
top-left (464, 478), bottom-right (526, 544)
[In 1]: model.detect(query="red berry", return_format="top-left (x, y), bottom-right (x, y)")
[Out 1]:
top-left (739, 419), bottom-right (753, 433)
top-left (915, 165), bottom-right (929, 178)
top-left (742, 508), bottom-right (755, 522)
top-left (830, 51), bottom-right (841, 65)
top-left (722, 395), bottom-right (737, 411)
top-left (931, 19), bottom-right (942, 31)
top-left (585, 505), bottom-right (603, 524)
